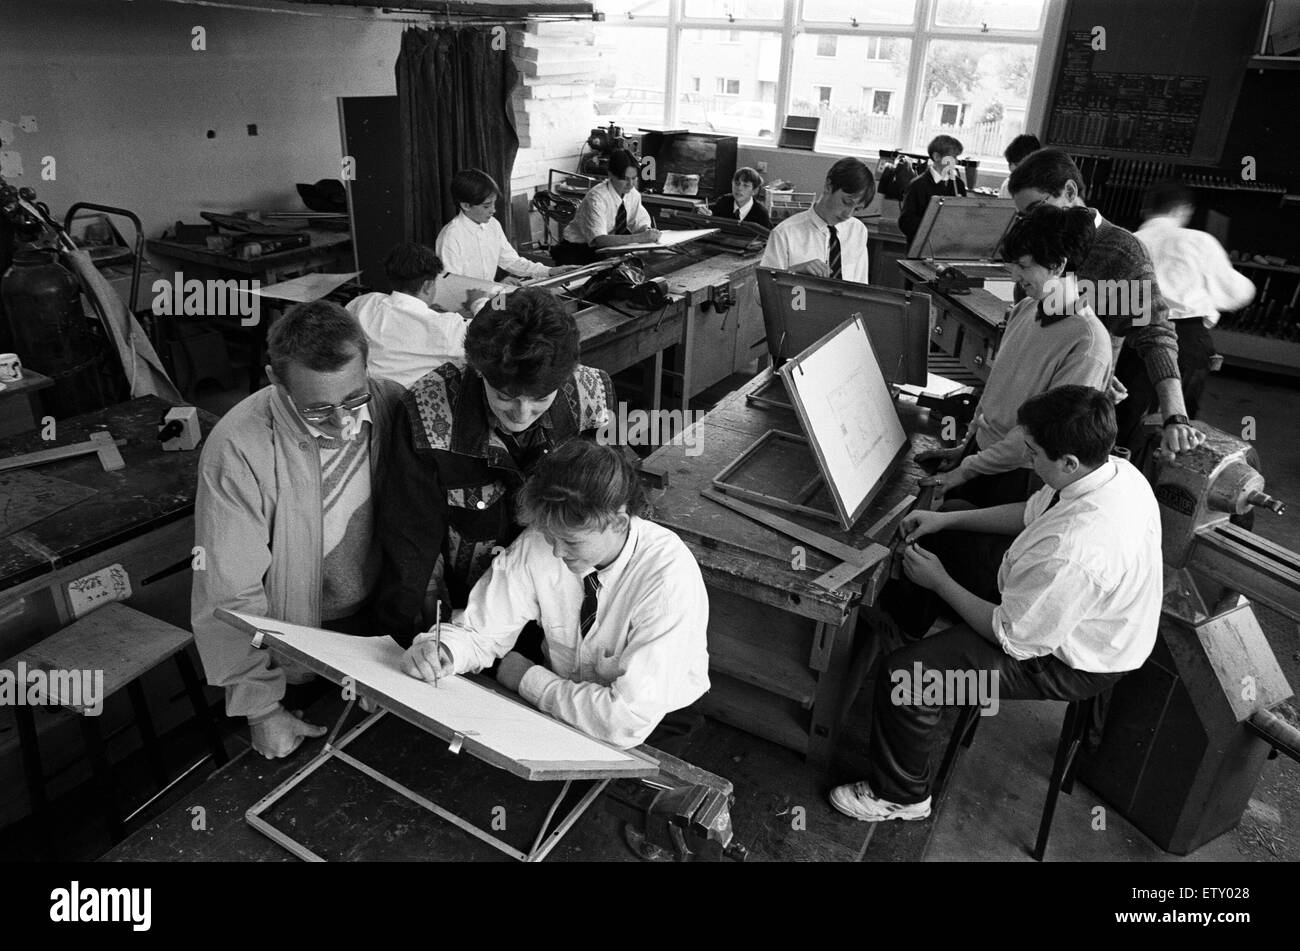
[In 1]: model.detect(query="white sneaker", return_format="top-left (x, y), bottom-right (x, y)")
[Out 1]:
top-left (829, 782), bottom-right (932, 822)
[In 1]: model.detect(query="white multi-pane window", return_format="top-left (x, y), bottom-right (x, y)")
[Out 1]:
top-left (592, 0), bottom-right (1049, 163)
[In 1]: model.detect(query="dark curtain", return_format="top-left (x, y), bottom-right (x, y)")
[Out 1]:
top-left (397, 26), bottom-right (521, 246)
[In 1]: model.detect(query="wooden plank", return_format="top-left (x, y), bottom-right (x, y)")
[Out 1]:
top-left (7, 603), bottom-right (191, 711)
top-left (702, 488), bottom-right (889, 568)
top-left (701, 673), bottom-right (810, 754)
top-left (706, 594), bottom-right (818, 705)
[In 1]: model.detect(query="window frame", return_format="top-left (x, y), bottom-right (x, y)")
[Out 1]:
top-left (592, 0), bottom-right (1052, 163)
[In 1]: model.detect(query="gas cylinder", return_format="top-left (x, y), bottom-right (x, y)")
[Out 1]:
top-left (0, 247), bottom-right (113, 416)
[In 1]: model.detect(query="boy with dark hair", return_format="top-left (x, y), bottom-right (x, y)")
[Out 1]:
top-left (920, 204), bottom-right (1111, 508)
top-left (1007, 148), bottom-right (1203, 457)
top-left (997, 133), bottom-right (1041, 198)
top-left (401, 439), bottom-right (709, 750)
top-left (193, 301), bottom-right (405, 758)
top-left (830, 385), bottom-right (1162, 821)
top-left (1136, 181), bottom-right (1255, 418)
top-left (705, 166), bottom-right (772, 228)
top-left (761, 156), bottom-right (874, 283)
top-left (374, 287), bottom-right (616, 646)
top-left (554, 149), bottom-right (660, 264)
top-left (898, 134), bottom-right (967, 245)
top-left (437, 168), bottom-right (574, 283)
top-left (345, 242), bottom-right (468, 388)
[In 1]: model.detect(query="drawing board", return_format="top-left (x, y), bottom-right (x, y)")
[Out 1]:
top-left (216, 609), bottom-right (657, 781)
top-left (776, 316), bottom-right (909, 530)
top-left (597, 227), bottom-right (718, 254)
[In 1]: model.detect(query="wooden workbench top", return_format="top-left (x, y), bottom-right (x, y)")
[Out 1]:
top-left (147, 228), bottom-right (352, 276)
top-left (642, 370), bottom-right (941, 625)
top-left (0, 397), bottom-right (216, 592)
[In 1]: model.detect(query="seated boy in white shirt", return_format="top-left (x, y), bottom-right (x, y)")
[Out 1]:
top-left (436, 168), bottom-right (574, 284)
top-left (401, 439), bottom-right (711, 751)
top-left (830, 385), bottom-right (1162, 822)
top-left (760, 156), bottom-right (874, 284)
top-left (345, 242), bottom-right (468, 389)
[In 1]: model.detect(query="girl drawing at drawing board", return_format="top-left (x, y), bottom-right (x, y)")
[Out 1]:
top-left (401, 440), bottom-right (710, 751)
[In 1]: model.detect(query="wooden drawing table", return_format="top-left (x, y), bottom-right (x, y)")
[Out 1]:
top-left (641, 369), bottom-right (941, 766)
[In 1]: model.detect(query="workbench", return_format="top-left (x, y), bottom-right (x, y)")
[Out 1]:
top-left (899, 258), bottom-right (1014, 387)
top-left (640, 369), bottom-right (940, 766)
top-left (146, 229), bottom-right (354, 394)
top-left (0, 397), bottom-right (217, 827)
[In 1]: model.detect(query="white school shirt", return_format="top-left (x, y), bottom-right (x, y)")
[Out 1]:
top-left (413, 517), bottom-right (711, 749)
top-left (992, 459), bottom-right (1162, 673)
top-left (735, 198), bottom-right (755, 222)
top-left (563, 180), bottom-right (653, 246)
top-left (436, 212), bottom-right (551, 282)
top-left (1135, 216), bottom-right (1256, 327)
top-left (345, 291), bottom-right (468, 389)
top-left (760, 208), bottom-right (870, 284)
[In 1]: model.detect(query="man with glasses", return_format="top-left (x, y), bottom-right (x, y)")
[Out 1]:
top-left (192, 301), bottom-right (404, 759)
top-left (761, 156), bottom-right (874, 284)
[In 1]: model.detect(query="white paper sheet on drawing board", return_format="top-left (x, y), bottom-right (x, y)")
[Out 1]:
top-left (598, 228), bottom-right (718, 253)
top-left (782, 320), bottom-right (906, 520)
top-left (221, 611), bottom-right (635, 766)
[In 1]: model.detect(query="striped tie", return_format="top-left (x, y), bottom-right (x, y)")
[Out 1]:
top-left (579, 571), bottom-right (601, 639)
top-left (614, 201), bottom-right (629, 235)
top-left (828, 224), bottom-right (842, 280)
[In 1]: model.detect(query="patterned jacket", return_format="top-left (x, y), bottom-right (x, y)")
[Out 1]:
top-left (374, 361), bottom-right (615, 645)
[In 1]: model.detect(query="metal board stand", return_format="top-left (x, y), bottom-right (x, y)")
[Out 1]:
top-left (245, 700), bottom-right (609, 863)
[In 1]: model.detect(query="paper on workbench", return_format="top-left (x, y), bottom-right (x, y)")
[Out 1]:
top-left (433, 272), bottom-right (511, 317)
top-left (246, 272), bottom-right (361, 303)
top-left (219, 610), bottom-right (641, 770)
top-left (598, 228), bottom-right (719, 253)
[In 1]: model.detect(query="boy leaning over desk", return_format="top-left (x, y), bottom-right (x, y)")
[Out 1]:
top-left (401, 440), bottom-right (710, 752)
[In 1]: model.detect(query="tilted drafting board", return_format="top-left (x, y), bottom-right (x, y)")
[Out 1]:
top-left (776, 315), bottom-right (909, 530)
top-left (906, 195), bottom-right (1017, 263)
top-left (216, 610), bottom-right (657, 782)
top-left (597, 227), bottom-right (718, 254)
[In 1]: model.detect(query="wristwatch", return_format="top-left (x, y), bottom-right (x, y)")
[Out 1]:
top-left (1163, 414), bottom-right (1190, 428)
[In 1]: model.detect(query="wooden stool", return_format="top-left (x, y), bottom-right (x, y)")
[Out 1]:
top-left (935, 694), bottom-right (1098, 861)
top-left (5, 602), bottom-right (229, 850)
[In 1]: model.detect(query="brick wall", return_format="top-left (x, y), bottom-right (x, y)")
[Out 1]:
top-left (508, 20), bottom-right (598, 244)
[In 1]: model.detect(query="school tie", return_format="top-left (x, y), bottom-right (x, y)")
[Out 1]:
top-left (1045, 490), bottom-right (1061, 511)
top-left (828, 224), bottom-right (842, 280)
top-left (579, 571), bottom-right (601, 639)
top-left (614, 201), bottom-right (629, 235)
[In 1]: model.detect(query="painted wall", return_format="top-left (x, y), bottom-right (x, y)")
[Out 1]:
top-left (0, 0), bottom-right (402, 241)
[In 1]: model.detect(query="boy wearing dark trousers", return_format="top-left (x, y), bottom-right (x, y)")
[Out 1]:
top-left (830, 386), bottom-right (1162, 821)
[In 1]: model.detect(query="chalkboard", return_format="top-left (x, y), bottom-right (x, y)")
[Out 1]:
top-left (1044, 0), bottom-right (1268, 163)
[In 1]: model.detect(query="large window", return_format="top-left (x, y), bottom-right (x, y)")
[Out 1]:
top-left (591, 0), bottom-right (1049, 163)
top-left (791, 33), bottom-right (912, 152)
top-left (911, 39), bottom-right (1038, 161)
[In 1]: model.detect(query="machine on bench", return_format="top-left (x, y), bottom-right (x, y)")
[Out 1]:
top-left (1079, 424), bottom-right (1300, 854)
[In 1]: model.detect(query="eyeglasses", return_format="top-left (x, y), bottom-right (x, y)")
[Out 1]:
top-left (295, 392), bottom-right (371, 423)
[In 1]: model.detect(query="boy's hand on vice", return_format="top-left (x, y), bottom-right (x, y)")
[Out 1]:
top-left (402, 640), bottom-right (454, 684)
